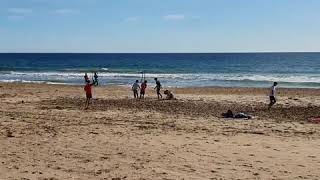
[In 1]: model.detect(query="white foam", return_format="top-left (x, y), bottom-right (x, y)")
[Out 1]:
top-left (2, 71), bottom-right (320, 84)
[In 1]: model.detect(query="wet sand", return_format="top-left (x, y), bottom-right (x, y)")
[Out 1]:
top-left (1, 83), bottom-right (320, 180)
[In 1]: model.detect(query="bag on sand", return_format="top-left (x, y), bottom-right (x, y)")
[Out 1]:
top-left (222, 110), bottom-right (234, 118)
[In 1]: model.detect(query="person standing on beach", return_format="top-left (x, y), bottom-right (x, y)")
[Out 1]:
top-left (268, 82), bottom-right (278, 109)
top-left (140, 80), bottom-right (148, 99)
top-left (132, 80), bottom-right (140, 99)
top-left (93, 72), bottom-right (99, 86)
top-left (84, 80), bottom-right (94, 109)
top-left (154, 78), bottom-right (162, 99)
top-left (84, 73), bottom-right (89, 83)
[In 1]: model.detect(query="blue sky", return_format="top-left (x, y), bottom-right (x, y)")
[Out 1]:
top-left (0, 0), bottom-right (320, 52)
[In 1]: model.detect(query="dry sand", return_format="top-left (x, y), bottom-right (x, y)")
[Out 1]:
top-left (1, 83), bottom-right (320, 180)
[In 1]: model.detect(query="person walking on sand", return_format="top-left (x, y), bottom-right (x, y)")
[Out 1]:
top-left (154, 78), bottom-right (162, 99)
top-left (84, 80), bottom-right (94, 109)
top-left (132, 80), bottom-right (140, 99)
top-left (84, 73), bottom-right (89, 83)
top-left (140, 80), bottom-right (148, 99)
top-left (268, 82), bottom-right (278, 110)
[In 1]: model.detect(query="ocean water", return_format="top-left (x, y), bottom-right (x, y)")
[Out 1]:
top-left (0, 53), bottom-right (320, 88)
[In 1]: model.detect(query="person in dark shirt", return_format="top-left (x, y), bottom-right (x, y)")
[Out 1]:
top-left (84, 73), bottom-right (89, 83)
top-left (93, 72), bottom-right (99, 86)
top-left (154, 78), bottom-right (162, 99)
top-left (140, 80), bottom-right (148, 99)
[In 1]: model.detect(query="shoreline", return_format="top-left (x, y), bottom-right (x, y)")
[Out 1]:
top-left (1, 82), bottom-right (320, 96)
top-left (2, 81), bottom-right (320, 90)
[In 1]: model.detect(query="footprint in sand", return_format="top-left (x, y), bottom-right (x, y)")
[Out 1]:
top-left (308, 155), bottom-right (316, 158)
top-left (279, 170), bottom-right (291, 174)
top-left (243, 143), bottom-right (252, 146)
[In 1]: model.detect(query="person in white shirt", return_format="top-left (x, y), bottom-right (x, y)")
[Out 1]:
top-left (132, 80), bottom-right (140, 99)
top-left (268, 82), bottom-right (278, 109)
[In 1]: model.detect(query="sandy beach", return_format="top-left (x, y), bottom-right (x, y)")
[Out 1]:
top-left (1, 83), bottom-right (320, 180)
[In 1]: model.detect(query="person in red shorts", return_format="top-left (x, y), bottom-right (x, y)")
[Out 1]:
top-left (84, 80), bottom-right (94, 109)
top-left (140, 80), bottom-right (148, 99)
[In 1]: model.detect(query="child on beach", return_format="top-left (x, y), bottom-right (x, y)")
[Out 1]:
top-left (84, 80), bottom-right (94, 109)
top-left (132, 80), bottom-right (140, 99)
top-left (154, 78), bottom-right (162, 99)
top-left (164, 89), bottom-right (175, 100)
top-left (140, 80), bottom-right (148, 99)
top-left (268, 82), bottom-right (278, 109)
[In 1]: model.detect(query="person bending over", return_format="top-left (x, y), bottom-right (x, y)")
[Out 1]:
top-left (164, 90), bottom-right (175, 100)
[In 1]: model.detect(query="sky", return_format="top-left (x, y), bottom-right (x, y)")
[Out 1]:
top-left (0, 0), bottom-right (320, 53)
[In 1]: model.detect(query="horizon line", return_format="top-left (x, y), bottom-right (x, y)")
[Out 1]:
top-left (1, 51), bottom-right (320, 54)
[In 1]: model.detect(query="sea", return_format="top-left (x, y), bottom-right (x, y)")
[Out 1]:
top-left (0, 53), bottom-right (320, 88)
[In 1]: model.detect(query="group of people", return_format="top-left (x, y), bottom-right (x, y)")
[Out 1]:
top-left (83, 72), bottom-right (99, 109)
top-left (84, 72), bottom-right (99, 86)
top-left (131, 78), bottom-right (175, 100)
top-left (83, 72), bottom-right (278, 110)
top-left (83, 74), bottom-right (175, 109)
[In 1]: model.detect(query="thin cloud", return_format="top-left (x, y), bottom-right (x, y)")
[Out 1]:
top-left (7, 8), bottom-right (33, 14)
top-left (124, 16), bottom-right (140, 22)
top-left (163, 14), bottom-right (186, 21)
top-left (52, 9), bottom-right (80, 15)
top-left (7, 15), bottom-right (25, 21)
top-left (191, 15), bottom-right (201, 19)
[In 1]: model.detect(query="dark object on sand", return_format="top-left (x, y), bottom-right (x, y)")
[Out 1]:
top-left (6, 129), bottom-right (14, 138)
top-left (222, 110), bottom-right (252, 119)
top-left (234, 113), bottom-right (252, 119)
top-left (222, 110), bottom-right (234, 118)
